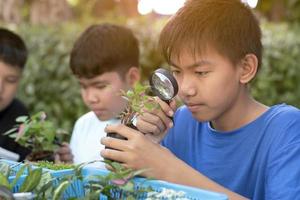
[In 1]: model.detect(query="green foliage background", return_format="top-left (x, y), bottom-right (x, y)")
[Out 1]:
top-left (2, 19), bottom-right (299, 138)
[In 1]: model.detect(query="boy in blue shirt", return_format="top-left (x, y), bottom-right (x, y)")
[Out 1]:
top-left (101, 0), bottom-right (300, 199)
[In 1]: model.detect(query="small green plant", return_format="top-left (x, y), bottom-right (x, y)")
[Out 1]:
top-left (0, 161), bottom-right (74, 200)
top-left (0, 160), bottom-right (188, 199)
top-left (5, 111), bottom-right (67, 161)
top-left (120, 82), bottom-right (158, 125)
top-left (0, 162), bottom-right (49, 196)
top-left (78, 160), bottom-right (152, 199)
top-left (33, 161), bottom-right (75, 171)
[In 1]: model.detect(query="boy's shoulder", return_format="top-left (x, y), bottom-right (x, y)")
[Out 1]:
top-left (263, 104), bottom-right (300, 145)
top-left (266, 104), bottom-right (300, 123)
top-left (1, 98), bottom-right (28, 116)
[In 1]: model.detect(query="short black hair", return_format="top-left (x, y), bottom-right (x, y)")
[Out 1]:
top-left (70, 23), bottom-right (139, 78)
top-left (0, 28), bottom-right (28, 69)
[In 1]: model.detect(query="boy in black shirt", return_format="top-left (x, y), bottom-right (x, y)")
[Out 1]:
top-left (0, 28), bottom-right (30, 161)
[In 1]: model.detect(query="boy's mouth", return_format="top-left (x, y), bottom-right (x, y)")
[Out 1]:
top-left (93, 109), bottom-right (105, 115)
top-left (186, 103), bottom-right (206, 112)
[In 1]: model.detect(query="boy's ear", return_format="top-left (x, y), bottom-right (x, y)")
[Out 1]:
top-left (239, 54), bottom-right (258, 84)
top-left (126, 66), bottom-right (140, 86)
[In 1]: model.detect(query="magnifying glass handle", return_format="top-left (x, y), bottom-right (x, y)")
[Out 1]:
top-left (162, 99), bottom-right (174, 121)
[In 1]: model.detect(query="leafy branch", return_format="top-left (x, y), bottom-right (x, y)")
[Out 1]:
top-left (5, 112), bottom-right (67, 153)
top-left (120, 82), bottom-right (158, 125)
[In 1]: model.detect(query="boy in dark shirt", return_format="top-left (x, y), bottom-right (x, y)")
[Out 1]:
top-left (0, 28), bottom-right (30, 161)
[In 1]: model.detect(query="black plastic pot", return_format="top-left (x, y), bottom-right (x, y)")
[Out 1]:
top-left (105, 123), bottom-right (137, 162)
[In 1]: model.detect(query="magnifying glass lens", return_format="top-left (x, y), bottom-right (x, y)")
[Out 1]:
top-left (150, 68), bottom-right (178, 102)
top-left (152, 73), bottom-right (174, 100)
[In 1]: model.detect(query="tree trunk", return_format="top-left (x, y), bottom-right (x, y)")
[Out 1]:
top-left (0, 0), bottom-right (23, 24)
top-left (29, 0), bottom-right (72, 25)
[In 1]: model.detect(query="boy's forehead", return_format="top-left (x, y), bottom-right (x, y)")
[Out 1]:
top-left (169, 48), bottom-right (207, 66)
top-left (0, 61), bottom-right (22, 76)
top-left (78, 71), bottom-right (123, 83)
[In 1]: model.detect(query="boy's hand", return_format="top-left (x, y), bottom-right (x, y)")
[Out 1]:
top-left (135, 97), bottom-right (177, 143)
top-left (54, 142), bottom-right (73, 163)
top-left (101, 124), bottom-right (180, 179)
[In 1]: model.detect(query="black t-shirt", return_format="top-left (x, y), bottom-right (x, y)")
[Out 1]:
top-left (0, 99), bottom-right (31, 161)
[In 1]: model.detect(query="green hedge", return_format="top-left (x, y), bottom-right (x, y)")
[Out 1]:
top-left (252, 23), bottom-right (300, 107)
top-left (2, 20), bottom-right (299, 137)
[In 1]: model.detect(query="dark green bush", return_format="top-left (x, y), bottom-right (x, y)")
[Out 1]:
top-left (16, 24), bottom-right (87, 138)
top-left (252, 23), bottom-right (300, 108)
top-left (2, 20), bottom-right (299, 138)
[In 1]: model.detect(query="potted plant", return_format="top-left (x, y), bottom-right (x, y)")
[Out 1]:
top-left (107, 82), bottom-right (158, 141)
top-left (5, 112), bottom-right (67, 162)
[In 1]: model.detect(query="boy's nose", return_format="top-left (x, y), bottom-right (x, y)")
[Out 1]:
top-left (85, 89), bottom-right (99, 104)
top-left (180, 77), bottom-right (196, 97)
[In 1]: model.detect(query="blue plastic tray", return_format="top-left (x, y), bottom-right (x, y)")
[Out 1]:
top-left (1, 159), bottom-right (79, 198)
top-left (79, 167), bottom-right (228, 200)
top-left (1, 160), bottom-right (228, 200)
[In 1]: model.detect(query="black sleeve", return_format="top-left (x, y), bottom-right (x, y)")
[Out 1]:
top-left (0, 99), bottom-right (31, 161)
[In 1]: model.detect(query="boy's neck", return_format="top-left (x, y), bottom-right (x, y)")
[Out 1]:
top-left (210, 96), bottom-right (268, 132)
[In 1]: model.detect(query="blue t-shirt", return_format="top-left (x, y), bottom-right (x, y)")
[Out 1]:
top-left (162, 104), bottom-right (300, 199)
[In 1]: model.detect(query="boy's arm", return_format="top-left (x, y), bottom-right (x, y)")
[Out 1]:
top-left (101, 124), bottom-right (248, 200)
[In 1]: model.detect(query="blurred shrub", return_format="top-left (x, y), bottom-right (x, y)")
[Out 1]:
top-left (2, 20), bottom-right (298, 138)
top-left (15, 24), bottom-right (87, 139)
top-left (252, 23), bottom-right (300, 108)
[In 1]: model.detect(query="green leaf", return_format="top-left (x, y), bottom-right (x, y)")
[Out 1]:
top-left (35, 173), bottom-right (53, 199)
top-left (16, 116), bottom-right (28, 123)
top-left (3, 128), bottom-right (18, 136)
top-left (10, 164), bottom-right (28, 189)
top-left (53, 180), bottom-right (70, 200)
top-left (120, 181), bottom-right (134, 192)
top-left (0, 173), bottom-right (10, 188)
top-left (20, 168), bottom-right (42, 192)
top-left (0, 163), bottom-right (10, 177)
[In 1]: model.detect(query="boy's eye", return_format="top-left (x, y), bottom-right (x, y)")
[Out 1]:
top-left (6, 77), bottom-right (18, 83)
top-left (95, 85), bottom-right (107, 89)
top-left (196, 71), bottom-right (209, 76)
top-left (171, 70), bottom-right (180, 76)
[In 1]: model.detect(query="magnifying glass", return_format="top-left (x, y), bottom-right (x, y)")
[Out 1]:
top-left (149, 68), bottom-right (178, 103)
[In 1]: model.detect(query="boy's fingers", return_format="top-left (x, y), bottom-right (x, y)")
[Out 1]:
top-left (61, 142), bottom-right (70, 147)
top-left (136, 118), bottom-right (163, 135)
top-left (105, 124), bottom-right (139, 139)
top-left (58, 146), bottom-right (69, 154)
top-left (101, 136), bottom-right (128, 151)
top-left (169, 98), bottom-right (177, 112)
top-left (138, 112), bottom-right (166, 134)
top-left (100, 148), bottom-right (127, 163)
top-left (60, 154), bottom-right (73, 163)
top-left (155, 97), bottom-right (175, 117)
top-left (54, 154), bottom-right (61, 163)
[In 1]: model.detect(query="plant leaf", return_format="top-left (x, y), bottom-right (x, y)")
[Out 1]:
top-left (53, 180), bottom-right (70, 200)
top-left (16, 116), bottom-right (28, 123)
top-left (0, 173), bottom-right (10, 188)
top-left (20, 168), bottom-right (42, 192)
top-left (10, 164), bottom-right (28, 189)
